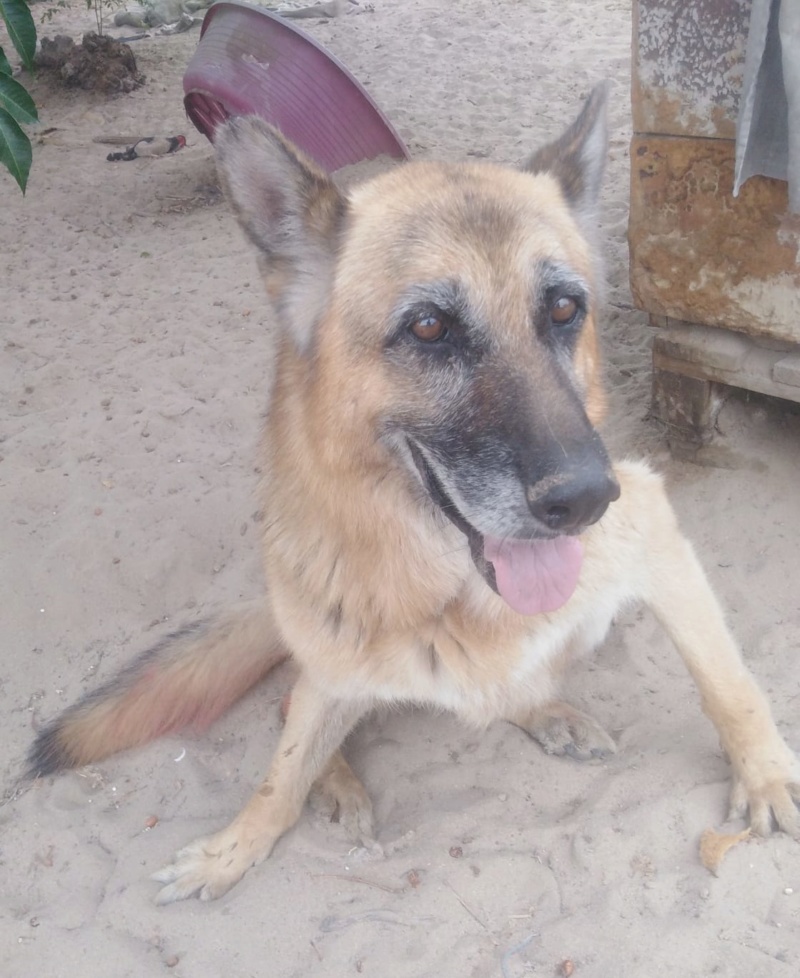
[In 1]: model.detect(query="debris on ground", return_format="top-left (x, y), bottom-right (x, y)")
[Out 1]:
top-left (35, 33), bottom-right (144, 94)
top-left (114, 0), bottom-right (211, 30)
top-left (699, 827), bottom-right (751, 876)
top-left (106, 135), bottom-right (187, 162)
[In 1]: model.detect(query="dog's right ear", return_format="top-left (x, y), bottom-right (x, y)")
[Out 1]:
top-left (521, 82), bottom-right (609, 221)
top-left (214, 117), bottom-right (346, 352)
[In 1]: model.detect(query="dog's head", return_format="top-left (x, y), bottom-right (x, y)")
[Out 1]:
top-left (215, 84), bottom-right (620, 616)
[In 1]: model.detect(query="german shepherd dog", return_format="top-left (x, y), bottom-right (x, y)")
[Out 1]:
top-left (28, 85), bottom-right (800, 902)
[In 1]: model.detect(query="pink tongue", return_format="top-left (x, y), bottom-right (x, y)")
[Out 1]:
top-left (483, 534), bottom-right (584, 616)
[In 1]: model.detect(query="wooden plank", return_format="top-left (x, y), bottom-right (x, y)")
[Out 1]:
top-left (653, 323), bottom-right (800, 404)
top-left (652, 367), bottom-right (725, 449)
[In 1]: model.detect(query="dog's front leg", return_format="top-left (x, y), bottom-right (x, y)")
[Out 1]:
top-left (645, 530), bottom-right (800, 837)
top-left (153, 675), bottom-right (368, 903)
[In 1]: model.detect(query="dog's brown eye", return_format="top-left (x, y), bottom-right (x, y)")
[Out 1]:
top-left (550, 296), bottom-right (578, 326)
top-left (410, 314), bottom-right (447, 342)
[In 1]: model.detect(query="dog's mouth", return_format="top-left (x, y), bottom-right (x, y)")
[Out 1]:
top-left (407, 441), bottom-right (583, 616)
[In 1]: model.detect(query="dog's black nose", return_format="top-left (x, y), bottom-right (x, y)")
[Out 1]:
top-left (527, 465), bottom-right (620, 532)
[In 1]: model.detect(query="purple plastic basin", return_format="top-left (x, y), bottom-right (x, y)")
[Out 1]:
top-left (183, 1), bottom-right (410, 171)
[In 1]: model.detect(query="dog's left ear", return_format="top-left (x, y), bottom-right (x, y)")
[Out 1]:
top-left (522, 82), bottom-right (609, 218)
top-left (215, 116), bottom-right (346, 352)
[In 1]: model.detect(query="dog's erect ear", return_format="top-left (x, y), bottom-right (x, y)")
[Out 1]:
top-left (522, 82), bottom-right (609, 218)
top-left (214, 116), bottom-right (346, 351)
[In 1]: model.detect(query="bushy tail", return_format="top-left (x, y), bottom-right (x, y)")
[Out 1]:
top-left (28, 601), bottom-right (287, 777)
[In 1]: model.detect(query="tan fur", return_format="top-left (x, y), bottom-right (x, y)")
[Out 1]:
top-left (30, 89), bottom-right (799, 903)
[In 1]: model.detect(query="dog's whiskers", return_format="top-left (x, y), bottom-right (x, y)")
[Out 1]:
top-left (435, 542), bottom-right (471, 561)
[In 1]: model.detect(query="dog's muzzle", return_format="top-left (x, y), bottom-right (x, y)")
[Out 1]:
top-left (406, 440), bottom-right (499, 593)
top-left (406, 438), bottom-right (620, 615)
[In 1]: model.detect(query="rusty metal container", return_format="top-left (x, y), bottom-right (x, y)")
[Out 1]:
top-left (629, 0), bottom-right (800, 446)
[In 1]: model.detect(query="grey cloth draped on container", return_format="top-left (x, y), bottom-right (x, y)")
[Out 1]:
top-left (735, 0), bottom-right (800, 211)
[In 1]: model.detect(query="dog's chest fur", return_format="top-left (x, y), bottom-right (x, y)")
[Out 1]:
top-left (264, 452), bottom-right (652, 725)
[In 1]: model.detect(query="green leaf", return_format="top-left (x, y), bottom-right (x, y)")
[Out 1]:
top-left (0, 72), bottom-right (38, 124)
top-left (0, 0), bottom-right (37, 71)
top-left (0, 0), bottom-right (37, 191)
top-left (0, 104), bottom-right (32, 192)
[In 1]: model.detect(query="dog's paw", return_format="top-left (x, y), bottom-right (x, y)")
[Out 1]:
top-left (152, 829), bottom-right (269, 904)
top-left (310, 756), bottom-right (377, 848)
top-left (728, 774), bottom-right (800, 838)
top-left (518, 701), bottom-right (617, 761)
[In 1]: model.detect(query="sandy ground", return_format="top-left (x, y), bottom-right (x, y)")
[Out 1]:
top-left (2, 2), bottom-right (800, 976)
